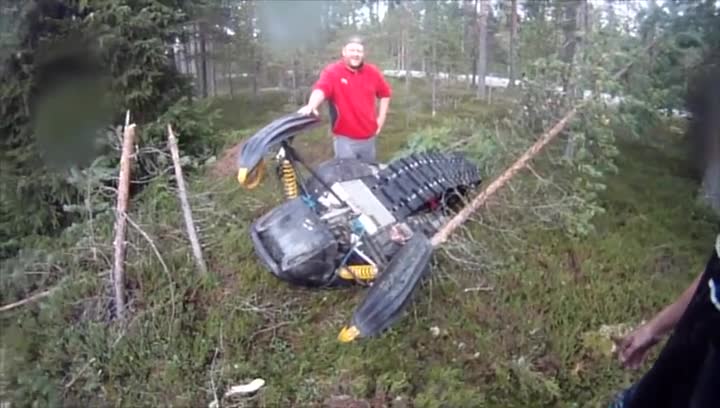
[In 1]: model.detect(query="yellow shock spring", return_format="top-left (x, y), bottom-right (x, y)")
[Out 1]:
top-left (339, 264), bottom-right (377, 281)
top-left (281, 159), bottom-right (298, 199)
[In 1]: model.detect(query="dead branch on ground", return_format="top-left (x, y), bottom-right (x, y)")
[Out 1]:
top-left (0, 284), bottom-right (61, 313)
top-left (167, 124), bottom-right (209, 276)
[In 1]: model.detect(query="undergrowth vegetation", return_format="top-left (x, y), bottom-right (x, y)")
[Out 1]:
top-left (2, 77), bottom-right (718, 407)
top-left (2, 0), bottom-right (720, 406)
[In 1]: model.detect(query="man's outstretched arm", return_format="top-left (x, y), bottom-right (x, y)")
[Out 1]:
top-left (298, 89), bottom-right (325, 116)
top-left (618, 268), bottom-right (703, 369)
top-left (299, 66), bottom-right (333, 116)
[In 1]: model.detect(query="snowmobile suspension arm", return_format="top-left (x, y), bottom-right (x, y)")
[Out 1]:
top-left (281, 141), bottom-right (347, 206)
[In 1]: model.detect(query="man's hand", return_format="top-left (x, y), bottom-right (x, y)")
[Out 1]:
top-left (376, 117), bottom-right (385, 135)
top-left (298, 89), bottom-right (325, 117)
top-left (297, 104), bottom-right (318, 116)
top-left (616, 322), bottom-right (661, 370)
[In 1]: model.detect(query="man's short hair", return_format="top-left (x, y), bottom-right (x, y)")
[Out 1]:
top-left (345, 35), bottom-right (364, 46)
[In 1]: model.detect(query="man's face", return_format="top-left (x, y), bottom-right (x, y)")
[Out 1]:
top-left (342, 42), bottom-right (364, 68)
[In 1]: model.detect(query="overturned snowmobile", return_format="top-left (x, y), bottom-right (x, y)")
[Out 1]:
top-left (236, 113), bottom-right (482, 342)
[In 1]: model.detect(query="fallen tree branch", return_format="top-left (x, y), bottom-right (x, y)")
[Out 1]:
top-left (0, 285), bottom-right (61, 313)
top-left (167, 124), bottom-right (208, 276)
top-left (431, 40), bottom-right (657, 247)
top-left (111, 112), bottom-right (136, 319)
top-left (431, 106), bottom-right (579, 247)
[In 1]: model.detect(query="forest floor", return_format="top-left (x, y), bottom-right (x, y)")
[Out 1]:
top-left (2, 87), bottom-right (719, 407)
top-left (192, 91), bottom-right (718, 407)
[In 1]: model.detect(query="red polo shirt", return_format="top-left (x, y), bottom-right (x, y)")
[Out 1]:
top-left (312, 60), bottom-right (392, 140)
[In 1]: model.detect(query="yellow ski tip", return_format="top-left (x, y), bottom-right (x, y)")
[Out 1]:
top-left (237, 168), bottom-right (248, 185)
top-left (337, 325), bottom-right (360, 343)
top-left (237, 161), bottom-right (265, 189)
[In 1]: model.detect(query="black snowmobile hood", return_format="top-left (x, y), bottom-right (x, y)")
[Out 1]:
top-left (236, 112), bottom-right (323, 175)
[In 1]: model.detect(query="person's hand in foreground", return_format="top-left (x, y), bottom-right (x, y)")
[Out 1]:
top-left (617, 322), bottom-right (661, 369)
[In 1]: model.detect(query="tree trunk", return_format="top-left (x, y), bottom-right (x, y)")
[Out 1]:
top-left (470, 0), bottom-right (478, 87)
top-left (561, 0), bottom-right (580, 160)
top-left (431, 70), bottom-right (437, 113)
top-left (509, 0), bottom-right (518, 88)
top-left (183, 35), bottom-right (191, 76)
top-left (431, 5), bottom-right (437, 117)
top-left (210, 40), bottom-right (217, 97)
top-left (476, 0), bottom-right (488, 99)
top-left (399, 31), bottom-right (403, 71)
top-left (560, 1), bottom-right (578, 92)
top-left (253, 57), bottom-right (260, 96)
top-left (111, 118), bottom-right (136, 320)
top-left (645, 0), bottom-right (658, 59)
top-left (375, 0), bottom-right (380, 25)
top-left (227, 59), bottom-right (234, 98)
top-left (199, 22), bottom-right (208, 98)
top-left (248, 0), bottom-right (259, 96)
top-left (291, 56), bottom-right (298, 104)
top-left (192, 25), bottom-right (202, 96)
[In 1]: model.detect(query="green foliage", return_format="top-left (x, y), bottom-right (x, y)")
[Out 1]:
top-left (143, 97), bottom-right (223, 161)
top-left (414, 366), bottom-right (486, 407)
top-left (85, 0), bottom-right (192, 119)
top-left (395, 116), bottom-right (507, 178)
top-left (0, 0), bottom-right (199, 258)
top-left (624, 0), bottom-right (720, 116)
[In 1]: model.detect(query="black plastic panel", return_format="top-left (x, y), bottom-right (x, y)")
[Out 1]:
top-left (251, 197), bottom-right (339, 287)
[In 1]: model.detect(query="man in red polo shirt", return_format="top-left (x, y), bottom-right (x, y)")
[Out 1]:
top-left (297, 35), bottom-right (392, 162)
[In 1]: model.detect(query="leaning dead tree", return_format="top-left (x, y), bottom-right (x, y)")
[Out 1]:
top-left (167, 124), bottom-right (209, 276)
top-left (111, 113), bottom-right (136, 319)
top-left (432, 42), bottom-right (657, 247)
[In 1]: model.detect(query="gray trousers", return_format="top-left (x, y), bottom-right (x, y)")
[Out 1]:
top-left (333, 135), bottom-right (376, 162)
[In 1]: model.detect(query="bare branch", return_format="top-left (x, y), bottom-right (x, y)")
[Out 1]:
top-left (111, 116), bottom-right (136, 320)
top-left (0, 284), bottom-right (62, 313)
top-left (167, 124), bottom-right (209, 276)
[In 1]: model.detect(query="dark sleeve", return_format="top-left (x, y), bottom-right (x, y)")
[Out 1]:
top-left (623, 246), bottom-right (720, 407)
